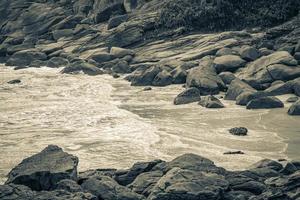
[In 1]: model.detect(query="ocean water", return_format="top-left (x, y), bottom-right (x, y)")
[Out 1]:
top-left (0, 65), bottom-right (299, 184)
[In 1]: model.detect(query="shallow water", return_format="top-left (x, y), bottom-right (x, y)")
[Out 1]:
top-left (0, 66), bottom-right (299, 184)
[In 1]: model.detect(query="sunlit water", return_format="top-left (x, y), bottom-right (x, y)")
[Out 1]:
top-left (0, 65), bottom-right (299, 184)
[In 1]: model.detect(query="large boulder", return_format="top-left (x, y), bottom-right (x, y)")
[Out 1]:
top-left (288, 100), bottom-right (300, 115)
top-left (198, 95), bottom-right (225, 108)
top-left (47, 57), bottom-right (69, 68)
top-left (219, 71), bottom-right (236, 85)
top-left (238, 51), bottom-right (299, 85)
top-left (225, 78), bottom-right (256, 100)
top-left (6, 49), bottom-right (47, 67)
top-left (0, 184), bottom-right (35, 200)
top-left (186, 56), bottom-right (225, 95)
top-left (95, 2), bottom-right (126, 23)
top-left (81, 176), bottom-right (143, 200)
top-left (61, 61), bottom-right (104, 75)
top-left (246, 97), bottom-right (284, 109)
top-left (174, 87), bottom-right (201, 105)
top-left (238, 46), bottom-right (260, 61)
top-left (147, 167), bottom-right (229, 200)
top-left (5, 145), bottom-right (78, 191)
top-left (131, 66), bottom-right (161, 86)
top-left (170, 67), bottom-right (187, 84)
top-left (108, 15), bottom-right (128, 29)
top-left (124, 0), bottom-right (138, 13)
top-left (152, 70), bottom-right (173, 86)
top-left (112, 60), bottom-right (131, 73)
top-left (236, 91), bottom-right (266, 106)
top-left (110, 47), bottom-right (135, 58)
top-left (213, 55), bottom-right (246, 73)
top-left (263, 82), bottom-right (293, 96)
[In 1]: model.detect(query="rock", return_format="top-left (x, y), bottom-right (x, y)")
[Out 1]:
top-left (34, 190), bottom-right (97, 200)
top-left (224, 151), bottom-right (245, 155)
top-left (124, 0), bottom-right (138, 13)
top-left (238, 51), bottom-right (299, 85)
top-left (236, 91), bottom-right (266, 106)
top-left (239, 46), bottom-right (260, 61)
top-left (108, 15), bottom-right (128, 29)
top-left (110, 47), bottom-right (135, 58)
top-left (52, 29), bottom-right (74, 41)
top-left (271, 80), bottom-right (285, 86)
top-left (7, 79), bottom-right (21, 84)
top-left (78, 169), bottom-right (117, 184)
top-left (61, 61), bottom-right (104, 76)
top-left (6, 49), bottom-right (47, 67)
top-left (213, 55), bottom-right (246, 73)
top-left (264, 82), bottom-right (293, 96)
top-left (186, 56), bottom-right (225, 95)
top-left (89, 52), bottom-right (113, 64)
top-left (219, 71), bottom-right (236, 85)
top-left (198, 95), bottom-right (225, 108)
top-left (143, 87), bottom-right (152, 91)
top-left (231, 181), bottom-right (266, 195)
top-left (229, 127), bottom-right (248, 136)
top-left (128, 170), bottom-right (163, 196)
top-left (288, 100), bottom-right (300, 115)
top-left (225, 78), bottom-right (256, 100)
top-left (115, 160), bottom-right (163, 186)
top-left (112, 60), bottom-right (131, 73)
top-left (95, 2), bottom-right (126, 23)
top-left (215, 47), bottom-right (238, 57)
top-left (259, 48), bottom-right (274, 56)
top-left (29, 60), bottom-right (47, 68)
top-left (251, 159), bottom-right (283, 171)
top-left (0, 184), bottom-right (35, 200)
top-left (47, 57), bottom-right (69, 68)
top-left (294, 52), bottom-right (300, 63)
top-left (148, 167), bottom-right (229, 200)
top-left (81, 176), bottom-right (143, 200)
top-left (286, 96), bottom-right (299, 103)
top-left (170, 67), bottom-right (187, 84)
top-left (174, 87), bottom-right (201, 105)
top-left (6, 145), bottom-right (78, 191)
top-left (280, 162), bottom-right (298, 175)
top-left (131, 66), bottom-right (161, 86)
top-left (246, 97), bottom-right (284, 109)
top-left (152, 70), bottom-right (173, 86)
top-left (56, 179), bottom-right (82, 193)
top-left (292, 79), bottom-right (300, 96)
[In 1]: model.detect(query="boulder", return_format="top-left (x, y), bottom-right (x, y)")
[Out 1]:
top-left (236, 91), bottom-right (266, 106)
top-left (81, 176), bottom-right (143, 200)
top-left (152, 70), bottom-right (173, 86)
top-left (251, 159), bottom-right (283, 171)
top-left (6, 49), bottom-right (47, 67)
top-left (219, 71), bottom-right (236, 85)
top-left (110, 47), bottom-right (135, 58)
top-left (0, 184), bottom-right (35, 200)
top-left (61, 61), bottom-right (103, 76)
top-left (112, 60), bottom-right (131, 73)
top-left (199, 95), bottom-right (225, 108)
top-left (47, 57), bottom-right (69, 68)
top-left (89, 52), bottom-right (113, 64)
top-left (286, 96), bottom-right (299, 103)
top-left (288, 100), bottom-right (300, 115)
top-left (95, 2), bottom-right (126, 23)
top-left (108, 15), bottom-right (128, 29)
top-left (246, 97), bottom-right (284, 109)
top-left (7, 79), bottom-right (21, 84)
top-left (264, 82), bottom-right (293, 96)
top-left (29, 60), bottom-right (47, 68)
top-left (259, 48), bottom-right (274, 56)
top-left (170, 67), bottom-right (187, 84)
top-left (55, 179), bottom-right (83, 193)
top-left (231, 181), bottom-right (266, 195)
top-left (52, 29), bottom-right (74, 40)
top-left (229, 127), bottom-right (248, 136)
top-left (213, 55), bottom-right (246, 73)
top-left (148, 167), bottom-right (229, 200)
top-left (238, 51), bottom-right (299, 85)
top-left (186, 56), bottom-right (225, 95)
top-left (239, 46), bottom-right (260, 61)
top-left (131, 66), bottom-right (161, 86)
top-left (6, 145), bottom-right (78, 191)
top-left (215, 47), bottom-right (238, 57)
top-left (174, 87), bottom-right (201, 105)
top-left (225, 79), bottom-right (256, 100)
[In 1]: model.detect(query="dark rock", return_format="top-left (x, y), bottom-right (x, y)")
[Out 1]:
top-left (170, 67), bottom-right (187, 84)
top-left (7, 79), bottom-right (21, 84)
top-left (264, 82), bottom-right (293, 96)
top-left (231, 181), bottom-right (266, 195)
top-left (216, 47), bottom-right (238, 57)
top-left (115, 159), bottom-right (163, 186)
top-left (108, 15), bottom-right (128, 30)
top-left (180, 61), bottom-right (198, 70)
top-left (219, 71), bottom-right (236, 85)
top-left (110, 47), bottom-right (135, 58)
top-left (147, 167), bottom-right (229, 200)
top-left (174, 87), bottom-right (201, 105)
top-left (52, 29), bottom-right (74, 41)
top-left (56, 179), bottom-right (82, 193)
top-left (78, 169), bottom-right (117, 184)
top-left (286, 96), bottom-right (299, 103)
top-left (294, 52), bottom-right (300, 63)
top-left (199, 95), bottom-right (225, 108)
top-left (34, 190), bottom-right (97, 200)
top-left (113, 73), bottom-right (121, 78)
top-left (131, 66), bottom-right (161, 86)
top-left (89, 52), bottom-right (113, 64)
top-left (112, 60), bottom-right (131, 73)
top-left (280, 162), bottom-right (298, 175)
top-left (6, 145), bottom-right (78, 191)
top-left (81, 176), bottom-right (143, 200)
top-left (225, 79), bottom-right (256, 100)
top-left (0, 184), bottom-right (35, 200)
top-left (246, 97), bottom-right (284, 109)
top-left (6, 49), bottom-right (47, 67)
top-left (213, 55), bottom-right (246, 73)
top-left (47, 57), bottom-right (69, 68)
top-left (239, 46), bottom-right (261, 61)
top-left (229, 127), bottom-right (248, 136)
top-left (124, 0), bottom-right (138, 13)
top-left (61, 61), bottom-right (104, 76)
top-left (29, 60), bottom-right (47, 68)
top-left (186, 56), bottom-right (225, 95)
top-left (236, 91), bottom-right (266, 106)
top-left (224, 151), bottom-right (245, 155)
top-left (259, 48), bottom-right (274, 56)
top-left (288, 100), bottom-right (300, 115)
top-left (251, 159), bottom-right (283, 171)
top-left (95, 2), bottom-right (126, 23)
top-left (152, 70), bottom-right (173, 86)
top-left (143, 87), bottom-right (152, 91)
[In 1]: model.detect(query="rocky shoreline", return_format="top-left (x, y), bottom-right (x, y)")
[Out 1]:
top-left (1, 145), bottom-right (300, 200)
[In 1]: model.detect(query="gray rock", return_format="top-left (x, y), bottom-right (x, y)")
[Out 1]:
top-left (219, 71), bottom-right (236, 85)
top-left (288, 100), bottom-right (300, 115)
top-left (6, 145), bottom-right (78, 191)
top-left (6, 49), bottom-right (47, 67)
top-left (143, 87), bottom-right (152, 91)
top-left (152, 70), bottom-right (173, 86)
top-left (225, 79), bottom-right (256, 100)
top-left (89, 52), bottom-right (113, 64)
top-left (174, 87), bottom-right (201, 105)
top-left (264, 82), bottom-right (293, 96)
top-left (199, 95), bottom-right (225, 108)
top-left (131, 66), bottom-right (161, 86)
top-left (259, 48), bottom-right (274, 56)
top-left (286, 96), bottom-right (299, 103)
top-left (0, 184), bottom-right (35, 200)
top-left (236, 91), bottom-right (266, 106)
top-left (216, 47), bottom-right (238, 57)
top-left (224, 151), bottom-right (245, 155)
top-left (246, 97), bottom-right (284, 109)
top-left (231, 181), bottom-right (266, 195)
top-left (251, 159), bottom-right (283, 171)
top-left (34, 190), bottom-right (97, 200)
top-left (29, 60), bottom-right (47, 68)
top-left (213, 55), bottom-right (246, 73)
top-left (229, 127), bottom-right (248, 136)
top-left (108, 15), bottom-right (128, 29)
top-left (81, 176), bottom-right (144, 200)
top-left (110, 47), bottom-right (135, 58)
top-left (47, 57), bottom-right (69, 68)
top-left (239, 46), bottom-right (260, 61)
top-left (61, 61), bottom-right (104, 76)
top-left (52, 29), bottom-right (74, 41)
top-left (95, 2), bottom-right (125, 23)
top-left (55, 179), bottom-right (82, 193)
top-left (170, 67), bottom-right (187, 84)
top-left (186, 56), bottom-right (225, 95)
top-left (7, 79), bottom-right (21, 84)
top-left (124, 0), bottom-right (138, 13)
top-left (148, 167), bottom-right (229, 200)
top-left (112, 60), bottom-right (131, 73)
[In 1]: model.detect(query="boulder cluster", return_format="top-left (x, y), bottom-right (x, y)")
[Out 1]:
top-left (1, 145), bottom-right (300, 200)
